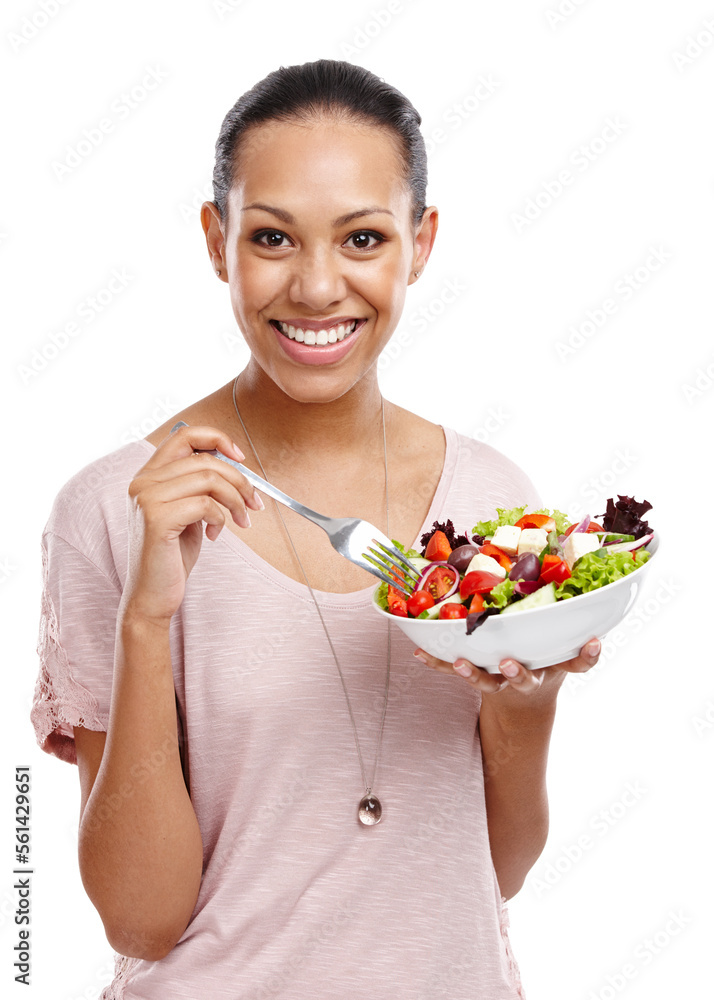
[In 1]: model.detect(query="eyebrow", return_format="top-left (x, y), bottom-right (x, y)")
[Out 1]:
top-left (241, 203), bottom-right (394, 226)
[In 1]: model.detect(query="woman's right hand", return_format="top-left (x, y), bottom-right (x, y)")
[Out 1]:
top-left (121, 423), bottom-right (264, 625)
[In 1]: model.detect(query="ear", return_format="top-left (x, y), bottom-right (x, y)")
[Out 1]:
top-left (409, 206), bottom-right (439, 284)
top-left (201, 201), bottom-right (227, 282)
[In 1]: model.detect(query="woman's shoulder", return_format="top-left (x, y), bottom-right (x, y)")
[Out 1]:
top-left (45, 439), bottom-right (153, 550)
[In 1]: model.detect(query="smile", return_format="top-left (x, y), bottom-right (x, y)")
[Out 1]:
top-left (271, 319), bottom-right (360, 345)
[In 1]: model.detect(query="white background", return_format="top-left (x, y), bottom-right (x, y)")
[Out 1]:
top-left (1, 0), bottom-right (712, 997)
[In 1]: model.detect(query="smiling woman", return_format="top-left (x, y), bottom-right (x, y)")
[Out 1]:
top-left (30, 58), bottom-right (599, 999)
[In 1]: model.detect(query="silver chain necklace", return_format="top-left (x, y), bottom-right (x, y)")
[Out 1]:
top-left (231, 376), bottom-right (392, 826)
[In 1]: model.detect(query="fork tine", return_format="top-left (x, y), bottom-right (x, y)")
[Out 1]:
top-left (368, 540), bottom-right (421, 583)
top-left (363, 563), bottom-right (412, 596)
top-left (364, 546), bottom-right (419, 589)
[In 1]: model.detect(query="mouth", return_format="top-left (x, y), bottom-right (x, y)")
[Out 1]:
top-left (270, 319), bottom-right (362, 346)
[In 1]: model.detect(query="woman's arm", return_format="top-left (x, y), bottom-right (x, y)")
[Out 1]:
top-left (413, 639), bottom-right (601, 899)
top-left (477, 670), bottom-right (564, 899)
top-left (75, 612), bottom-right (202, 961)
top-left (74, 423), bottom-right (262, 960)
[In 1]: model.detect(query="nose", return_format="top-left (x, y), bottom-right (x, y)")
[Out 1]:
top-left (287, 247), bottom-right (348, 311)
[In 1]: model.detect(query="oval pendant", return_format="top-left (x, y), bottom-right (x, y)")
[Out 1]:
top-left (358, 793), bottom-right (382, 826)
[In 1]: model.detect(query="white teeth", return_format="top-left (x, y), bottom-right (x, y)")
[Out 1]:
top-left (275, 320), bottom-right (360, 345)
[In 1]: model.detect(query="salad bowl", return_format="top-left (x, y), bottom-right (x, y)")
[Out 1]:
top-left (371, 534), bottom-right (659, 672)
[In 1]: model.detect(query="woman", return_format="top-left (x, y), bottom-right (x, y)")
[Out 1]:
top-left (31, 59), bottom-right (600, 998)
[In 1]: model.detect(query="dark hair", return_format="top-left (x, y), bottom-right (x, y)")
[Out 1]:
top-left (212, 59), bottom-right (427, 227)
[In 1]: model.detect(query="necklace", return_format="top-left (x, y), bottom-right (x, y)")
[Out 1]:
top-left (230, 376), bottom-right (391, 826)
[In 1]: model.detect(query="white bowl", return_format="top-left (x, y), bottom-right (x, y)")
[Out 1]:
top-left (371, 535), bottom-right (659, 672)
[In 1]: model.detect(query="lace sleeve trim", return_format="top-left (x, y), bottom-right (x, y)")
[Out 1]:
top-left (499, 894), bottom-right (526, 999)
top-left (30, 540), bottom-right (110, 765)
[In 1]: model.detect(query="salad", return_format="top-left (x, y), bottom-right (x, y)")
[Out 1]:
top-left (374, 495), bottom-right (654, 635)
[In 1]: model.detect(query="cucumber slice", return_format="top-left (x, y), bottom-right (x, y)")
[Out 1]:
top-left (410, 556), bottom-right (431, 573)
top-left (501, 582), bottom-right (557, 614)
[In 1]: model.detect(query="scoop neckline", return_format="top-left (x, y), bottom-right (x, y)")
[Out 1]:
top-left (132, 425), bottom-right (457, 607)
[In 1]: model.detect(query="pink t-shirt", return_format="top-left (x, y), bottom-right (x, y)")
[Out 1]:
top-left (31, 426), bottom-right (541, 999)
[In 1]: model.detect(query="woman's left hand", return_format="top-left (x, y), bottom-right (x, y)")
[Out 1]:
top-left (412, 637), bottom-right (601, 706)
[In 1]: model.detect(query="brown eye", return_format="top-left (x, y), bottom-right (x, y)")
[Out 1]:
top-left (252, 230), bottom-right (291, 248)
top-left (345, 231), bottom-right (383, 250)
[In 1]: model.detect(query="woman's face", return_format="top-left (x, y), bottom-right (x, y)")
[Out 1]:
top-left (202, 117), bottom-right (437, 403)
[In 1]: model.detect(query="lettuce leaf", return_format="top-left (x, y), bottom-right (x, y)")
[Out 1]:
top-left (483, 577), bottom-right (517, 609)
top-left (375, 581), bottom-right (389, 610)
top-left (555, 548), bottom-right (650, 600)
top-left (472, 506), bottom-right (528, 537)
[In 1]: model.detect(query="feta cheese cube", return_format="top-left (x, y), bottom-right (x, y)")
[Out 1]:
top-left (490, 525), bottom-right (522, 556)
top-left (563, 531), bottom-right (601, 569)
top-left (517, 528), bottom-right (548, 558)
top-left (465, 552), bottom-right (507, 579)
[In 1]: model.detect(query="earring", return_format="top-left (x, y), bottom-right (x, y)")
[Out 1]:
top-left (215, 268), bottom-right (221, 275)
top-left (414, 269), bottom-right (421, 277)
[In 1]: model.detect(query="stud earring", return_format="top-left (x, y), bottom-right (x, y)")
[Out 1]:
top-left (414, 269), bottom-right (421, 277)
top-left (215, 268), bottom-right (221, 275)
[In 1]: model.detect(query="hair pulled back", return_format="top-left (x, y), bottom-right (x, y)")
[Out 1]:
top-left (212, 59), bottom-right (427, 227)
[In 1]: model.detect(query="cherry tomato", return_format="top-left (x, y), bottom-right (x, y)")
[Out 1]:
top-left (424, 530), bottom-right (452, 562)
top-left (438, 602), bottom-right (468, 620)
top-left (421, 564), bottom-right (459, 601)
top-left (388, 595), bottom-right (408, 617)
top-left (406, 590), bottom-right (435, 618)
top-left (479, 542), bottom-right (513, 573)
top-left (515, 513), bottom-right (556, 532)
top-left (460, 570), bottom-right (503, 599)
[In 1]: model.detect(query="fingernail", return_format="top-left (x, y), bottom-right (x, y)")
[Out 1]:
top-left (232, 441), bottom-right (246, 460)
top-left (585, 639), bottom-right (601, 657)
top-left (500, 660), bottom-right (519, 678)
top-left (413, 651), bottom-right (428, 663)
top-left (242, 511), bottom-right (251, 529)
top-left (253, 492), bottom-right (265, 510)
top-left (454, 660), bottom-right (473, 678)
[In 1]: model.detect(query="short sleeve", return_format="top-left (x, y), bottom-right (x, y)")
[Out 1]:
top-left (31, 530), bottom-right (121, 765)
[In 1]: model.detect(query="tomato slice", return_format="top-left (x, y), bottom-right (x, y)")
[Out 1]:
top-left (387, 594), bottom-right (408, 617)
top-left (539, 555), bottom-right (571, 585)
top-left (406, 590), bottom-right (435, 618)
top-left (424, 530), bottom-right (452, 562)
top-left (460, 571), bottom-right (503, 599)
top-left (469, 592), bottom-right (485, 614)
top-left (421, 564), bottom-right (459, 601)
top-left (479, 542), bottom-right (513, 573)
top-left (563, 520), bottom-right (604, 537)
top-left (438, 602), bottom-right (468, 620)
top-left (515, 513), bottom-right (556, 532)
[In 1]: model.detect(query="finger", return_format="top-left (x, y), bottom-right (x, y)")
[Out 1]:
top-left (143, 493), bottom-right (229, 540)
top-left (141, 452), bottom-right (264, 513)
top-left (558, 637), bottom-right (602, 673)
top-left (413, 649), bottom-right (508, 694)
top-left (151, 423), bottom-right (246, 470)
top-left (496, 658), bottom-right (543, 693)
top-left (139, 470), bottom-right (253, 529)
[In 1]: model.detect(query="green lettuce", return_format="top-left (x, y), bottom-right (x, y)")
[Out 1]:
top-left (375, 581), bottom-right (389, 610)
top-left (472, 506), bottom-right (572, 537)
top-left (472, 507), bottom-right (528, 537)
top-left (483, 577), bottom-right (517, 609)
top-left (555, 548), bottom-right (650, 600)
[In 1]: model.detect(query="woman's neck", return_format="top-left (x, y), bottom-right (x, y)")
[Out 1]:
top-left (225, 362), bottom-right (389, 472)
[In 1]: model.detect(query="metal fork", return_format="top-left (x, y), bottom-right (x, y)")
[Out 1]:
top-left (171, 422), bottom-right (420, 595)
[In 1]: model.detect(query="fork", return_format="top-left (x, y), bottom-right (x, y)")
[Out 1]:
top-left (171, 421), bottom-right (421, 595)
